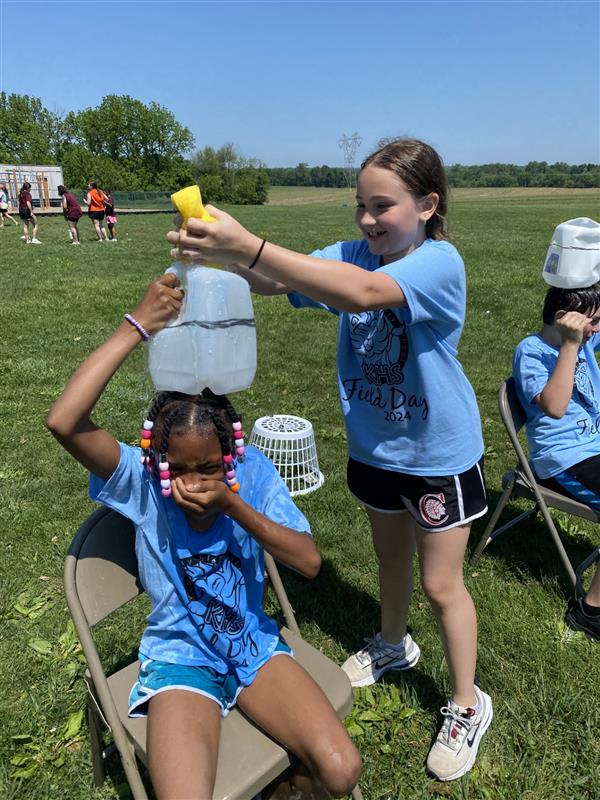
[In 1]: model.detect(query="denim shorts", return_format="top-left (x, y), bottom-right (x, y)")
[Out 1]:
top-left (128, 636), bottom-right (292, 718)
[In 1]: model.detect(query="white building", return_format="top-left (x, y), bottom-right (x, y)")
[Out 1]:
top-left (0, 164), bottom-right (64, 208)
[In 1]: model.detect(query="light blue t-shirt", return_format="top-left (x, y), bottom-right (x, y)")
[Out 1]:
top-left (288, 238), bottom-right (484, 475)
top-left (89, 443), bottom-right (310, 685)
top-left (512, 332), bottom-right (600, 479)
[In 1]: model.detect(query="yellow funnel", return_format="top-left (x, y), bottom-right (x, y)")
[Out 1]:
top-left (171, 185), bottom-right (220, 267)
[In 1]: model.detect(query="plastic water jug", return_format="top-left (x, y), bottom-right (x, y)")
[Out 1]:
top-left (148, 262), bottom-right (257, 395)
top-left (542, 217), bottom-right (600, 289)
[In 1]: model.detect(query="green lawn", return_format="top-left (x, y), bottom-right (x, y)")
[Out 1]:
top-left (1, 192), bottom-right (600, 800)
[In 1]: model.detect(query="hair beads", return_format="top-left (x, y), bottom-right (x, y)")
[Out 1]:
top-left (139, 391), bottom-right (244, 497)
top-left (223, 454), bottom-right (239, 493)
top-left (233, 421), bottom-right (245, 458)
top-left (158, 460), bottom-right (172, 498)
top-left (140, 420), bottom-right (154, 470)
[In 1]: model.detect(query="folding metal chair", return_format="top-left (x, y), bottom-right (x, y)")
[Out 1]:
top-left (472, 377), bottom-right (600, 586)
top-left (64, 506), bottom-right (363, 800)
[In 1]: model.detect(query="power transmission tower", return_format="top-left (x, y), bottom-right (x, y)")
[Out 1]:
top-left (338, 132), bottom-right (362, 188)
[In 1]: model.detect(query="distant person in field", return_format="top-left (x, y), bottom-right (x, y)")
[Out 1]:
top-left (18, 181), bottom-right (41, 244)
top-left (513, 281), bottom-right (600, 642)
top-left (168, 137), bottom-right (493, 782)
top-left (103, 188), bottom-right (118, 241)
top-left (58, 185), bottom-right (83, 245)
top-left (84, 181), bottom-right (108, 241)
top-left (0, 182), bottom-right (18, 228)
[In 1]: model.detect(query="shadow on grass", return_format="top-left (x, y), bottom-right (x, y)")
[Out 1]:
top-left (382, 667), bottom-right (446, 714)
top-left (277, 556), bottom-right (380, 651)
top-left (276, 558), bottom-right (446, 712)
top-left (467, 487), bottom-right (599, 595)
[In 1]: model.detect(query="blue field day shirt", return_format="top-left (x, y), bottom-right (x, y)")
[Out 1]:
top-left (288, 238), bottom-right (484, 475)
top-left (89, 443), bottom-right (310, 685)
top-left (513, 332), bottom-right (600, 479)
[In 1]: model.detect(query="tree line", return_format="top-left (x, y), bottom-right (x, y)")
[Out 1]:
top-left (1, 92), bottom-right (597, 203)
top-left (268, 162), bottom-right (599, 189)
top-left (0, 93), bottom-right (268, 203)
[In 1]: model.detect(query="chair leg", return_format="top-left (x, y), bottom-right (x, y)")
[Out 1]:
top-left (537, 504), bottom-right (577, 586)
top-left (118, 738), bottom-right (148, 800)
top-left (87, 701), bottom-right (105, 787)
top-left (471, 477), bottom-right (516, 563)
top-left (575, 547), bottom-right (600, 598)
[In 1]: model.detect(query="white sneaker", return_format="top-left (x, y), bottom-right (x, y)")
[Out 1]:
top-left (341, 631), bottom-right (421, 687)
top-left (426, 685), bottom-right (493, 781)
top-left (30, 238), bottom-right (42, 244)
top-left (21, 235), bottom-right (26, 240)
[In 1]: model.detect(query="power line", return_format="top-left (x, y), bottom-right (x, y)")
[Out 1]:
top-left (338, 133), bottom-right (362, 188)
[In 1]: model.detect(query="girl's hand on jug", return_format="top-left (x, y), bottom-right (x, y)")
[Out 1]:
top-left (131, 274), bottom-right (184, 336)
top-left (166, 205), bottom-right (261, 266)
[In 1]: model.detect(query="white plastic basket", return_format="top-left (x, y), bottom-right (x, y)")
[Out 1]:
top-left (249, 415), bottom-right (324, 497)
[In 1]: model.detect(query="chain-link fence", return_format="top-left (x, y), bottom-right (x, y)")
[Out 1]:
top-left (64, 190), bottom-right (173, 209)
top-left (108, 191), bottom-right (173, 208)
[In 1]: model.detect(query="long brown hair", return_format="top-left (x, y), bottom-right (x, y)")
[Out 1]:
top-left (361, 138), bottom-right (448, 240)
top-left (19, 181), bottom-right (32, 204)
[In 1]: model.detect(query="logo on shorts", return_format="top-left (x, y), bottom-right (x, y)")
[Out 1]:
top-left (419, 493), bottom-right (449, 526)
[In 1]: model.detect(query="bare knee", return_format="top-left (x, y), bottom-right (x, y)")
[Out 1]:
top-left (421, 574), bottom-right (465, 611)
top-left (310, 737), bottom-right (361, 797)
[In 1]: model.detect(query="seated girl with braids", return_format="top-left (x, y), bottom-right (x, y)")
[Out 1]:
top-left (46, 273), bottom-right (361, 800)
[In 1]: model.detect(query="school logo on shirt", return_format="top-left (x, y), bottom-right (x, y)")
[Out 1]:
top-left (349, 309), bottom-right (409, 385)
top-left (574, 357), bottom-right (598, 413)
top-left (181, 550), bottom-right (258, 663)
top-left (419, 493), bottom-right (449, 526)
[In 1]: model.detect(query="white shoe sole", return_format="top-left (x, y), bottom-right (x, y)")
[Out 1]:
top-left (430, 690), bottom-right (494, 781)
top-left (345, 640), bottom-right (421, 687)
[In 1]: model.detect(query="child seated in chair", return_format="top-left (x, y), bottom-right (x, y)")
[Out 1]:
top-left (46, 273), bottom-right (361, 799)
top-left (512, 282), bottom-right (600, 641)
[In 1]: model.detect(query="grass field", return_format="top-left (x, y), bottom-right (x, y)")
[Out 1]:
top-left (267, 185), bottom-right (600, 206)
top-left (1, 190), bottom-right (600, 800)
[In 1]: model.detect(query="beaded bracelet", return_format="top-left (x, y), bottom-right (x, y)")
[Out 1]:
top-left (247, 238), bottom-right (267, 270)
top-left (124, 313), bottom-right (150, 341)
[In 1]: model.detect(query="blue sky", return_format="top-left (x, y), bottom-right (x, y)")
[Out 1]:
top-left (1, 0), bottom-right (598, 167)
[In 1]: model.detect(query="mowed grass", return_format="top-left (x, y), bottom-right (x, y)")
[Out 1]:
top-left (1, 192), bottom-right (600, 800)
top-left (267, 184), bottom-right (600, 206)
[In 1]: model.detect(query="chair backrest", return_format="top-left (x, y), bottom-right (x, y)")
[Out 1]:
top-left (64, 506), bottom-right (143, 628)
top-left (500, 377), bottom-right (528, 436)
top-left (498, 376), bottom-right (545, 488)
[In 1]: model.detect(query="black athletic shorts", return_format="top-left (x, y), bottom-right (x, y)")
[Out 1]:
top-left (347, 456), bottom-right (488, 531)
top-left (19, 208), bottom-right (32, 220)
top-left (537, 454), bottom-right (600, 510)
top-left (89, 211), bottom-right (105, 221)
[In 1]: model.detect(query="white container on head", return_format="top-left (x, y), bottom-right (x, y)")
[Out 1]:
top-left (542, 217), bottom-right (600, 289)
top-left (148, 262), bottom-right (256, 396)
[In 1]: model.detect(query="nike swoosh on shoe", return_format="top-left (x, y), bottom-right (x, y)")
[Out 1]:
top-left (373, 654), bottom-right (406, 670)
top-left (466, 722), bottom-right (481, 748)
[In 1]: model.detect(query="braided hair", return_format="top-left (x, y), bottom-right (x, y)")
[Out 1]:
top-left (140, 390), bottom-right (245, 495)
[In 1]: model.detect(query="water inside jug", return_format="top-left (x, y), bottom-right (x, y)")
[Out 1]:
top-left (148, 263), bottom-right (257, 395)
